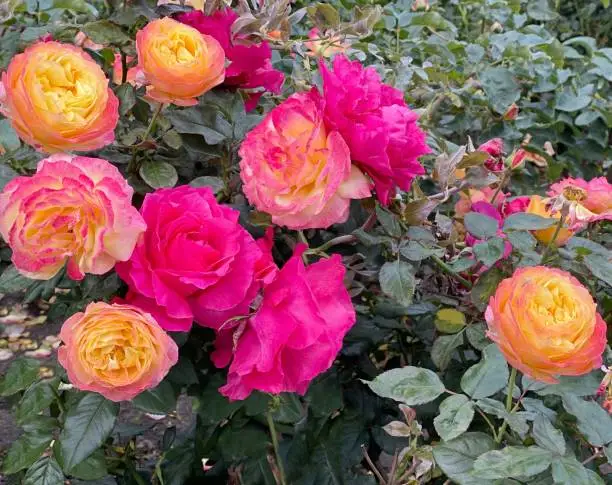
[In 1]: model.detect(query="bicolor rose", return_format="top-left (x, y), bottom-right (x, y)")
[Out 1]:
top-left (548, 177), bottom-right (612, 224)
top-left (136, 17), bottom-right (225, 106)
top-left (320, 55), bottom-right (430, 204)
top-left (455, 187), bottom-right (507, 218)
top-left (0, 154), bottom-right (146, 280)
top-left (116, 186), bottom-right (274, 332)
top-left (485, 266), bottom-right (606, 383)
top-left (214, 245), bottom-right (356, 401)
top-left (0, 41), bottom-right (119, 153)
top-left (178, 8), bottom-right (284, 111)
top-left (525, 195), bottom-right (573, 246)
top-left (58, 302), bottom-right (178, 401)
top-left (239, 89), bottom-right (371, 229)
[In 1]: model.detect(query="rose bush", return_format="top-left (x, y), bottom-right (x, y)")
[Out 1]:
top-left (0, 1), bottom-right (610, 484)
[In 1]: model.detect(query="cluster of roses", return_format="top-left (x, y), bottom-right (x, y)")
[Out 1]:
top-left (0, 3), bottom-right (610, 408)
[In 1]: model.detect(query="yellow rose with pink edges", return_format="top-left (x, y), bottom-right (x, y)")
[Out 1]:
top-left (136, 17), bottom-right (225, 106)
top-left (58, 302), bottom-right (178, 402)
top-left (486, 266), bottom-right (606, 383)
top-left (0, 154), bottom-right (146, 280)
top-left (0, 41), bottom-right (119, 153)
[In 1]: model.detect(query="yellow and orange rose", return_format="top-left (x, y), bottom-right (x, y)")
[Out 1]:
top-left (0, 41), bottom-right (119, 153)
top-left (525, 195), bottom-right (573, 246)
top-left (486, 266), bottom-right (606, 383)
top-left (58, 302), bottom-right (178, 401)
top-left (0, 154), bottom-right (146, 280)
top-left (136, 17), bottom-right (225, 106)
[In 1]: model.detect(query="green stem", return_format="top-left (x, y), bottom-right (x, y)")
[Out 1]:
top-left (541, 214), bottom-right (565, 262)
top-left (142, 103), bottom-right (164, 144)
top-left (266, 412), bottom-right (287, 485)
top-left (495, 367), bottom-right (518, 444)
top-left (431, 255), bottom-right (473, 289)
top-left (489, 170), bottom-right (510, 205)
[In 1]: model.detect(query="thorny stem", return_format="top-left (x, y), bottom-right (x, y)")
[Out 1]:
top-left (266, 411), bottom-right (288, 485)
top-left (495, 367), bottom-right (518, 444)
top-left (489, 170), bottom-right (510, 205)
top-left (430, 255), bottom-right (473, 290)
top-left (362, 445), bottom-right (388, 485)
top-left (142, 103), bottom-right (164, 145)
top-left (541, 214), bottom-right (566, 262)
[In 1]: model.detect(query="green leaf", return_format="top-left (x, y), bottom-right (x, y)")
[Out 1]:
top-left (140, 161), bottom-right (178, 189)
top-left (556, 85), bottom-right (593, 112)
top-left (461, 344), bottom-right (509, 399)
top-left (473, 446), bottom-right (553, 479)
top-left (432, 432), bottom-right (496, 485)
top-left (399, 240), bottom-right (443, 261)
top-left (473, 237), bottom-right (506, 267)
top-left (379, 260), bottom-right (416, 307)
top-left (532, 416), bottom-right (566, 455)
top-left (470, 267), bottom-right (505, 311)
top-left (434, 394), bottom-right (475, 441)
top-left (506, 231), bottom-right (537, 252)
top-left (64, 448), bottom-right (108, 480)
top-left (0, 265), bottom-right (35, 294)
top-left (167, 108), bottom-right (230, 145)
top-left (527, 0), bottom-right (557, 20)
top-left (82, 20), bottom-right (130, 45)
top-left (464, 212), bottom-right (499, 239)
top-left (0, 357), bottom-right (40, 396)
top-left (551, 456), bottom-right (604, 485)
top-left (432, 332), bottom-right (464, 371)
top-left (189, 176), bottom-right (225, 194)
top-left (561, 395), bottom-right (612, 446)
top-left (480, 67), bottom-right (521, 114)
top-left (583, 253), bottom-right (612, 287)
top-left (523, 372), bottom-right (601, 396)
top-left (116, 83), bottom-right (136, 116)
top-left (475, 398), bottom-right (530, 437)
top-left (435, 308), bottom-right (467, 334)
top-left (58, 393), bottom-right (119, 472)
top-left (0, 118), bottom-right (21, 152)
top-left (23, 457), bottom-right (64, 485)
top-left (376, 205), bottom-right (402, 238)
top-left (365, 366), bottom-right (445, 405)
top-left (503, 213), bottom-right (557, 231)
top-left (307, 2), bottom-right (340, 29)
top-left (133, 380), bottom-right (177, 414)
top-left (16, 378), bottom-right (59, 424)
top-left (2, 422), bottom-right (55, 474)
top-left (466, 323), bottom-right (491, 351)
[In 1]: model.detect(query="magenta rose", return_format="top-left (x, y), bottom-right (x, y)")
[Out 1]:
top-left (320, 55), bottom-right (430, 204)
top-left (178, 9), bottom-right (284, 111)
top-left (214, 245), bottom-right (356, 401)
top-left (477, 138), bottom-right (505, 172)
top-left (116, 186), bottom-right (273, 332)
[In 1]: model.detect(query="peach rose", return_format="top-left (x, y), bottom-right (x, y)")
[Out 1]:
top-left (305, 28), bottom-right (348, 58)
top-left (136, 17), bottom-right (225, 106)
top-left (454, 187), bottom-right (506, 218)
top-left (58, 302), bottom-right (178, 401)
top-left (525, 195), bottom-right (573, 246)
top-left (486, 266), bottom-right (606, 383)
top-left (239, 89), bottom-right (371, 229)
top-left (0, 154), bottom-right (146, 280)
top-left (548, 177), bottom-right (612, 222)
top-left (0, 41), bottom-right (119, 153)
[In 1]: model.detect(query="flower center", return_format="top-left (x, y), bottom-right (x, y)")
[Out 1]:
top-left (562, 185), bottom-right (588, 202)
top-left (161, 31), bottom-right (200, 64)
top-left (35, 56), bottom-right (99, 122)
top-left (531, 282), bottom-right (577, 326)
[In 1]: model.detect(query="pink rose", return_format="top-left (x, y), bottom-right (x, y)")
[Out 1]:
top-left (239, 89), bottom-right (371, 229)
top-left (0, 154), bottom-right (146, 280)
top-left (214, 245), bottom-right (356, 400)
top-left (320, 55), bottom-right (430, 204)
top-left (549, 177), bottom-right (612, 217)
top-left (116, 186), bottom-right (273, 332)
top-left (500, 196), bottom-right (530, 217)
top-left (477, 138), bottom-right (505, 172)
top-left (178, 9), bottom-right (284, 111)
